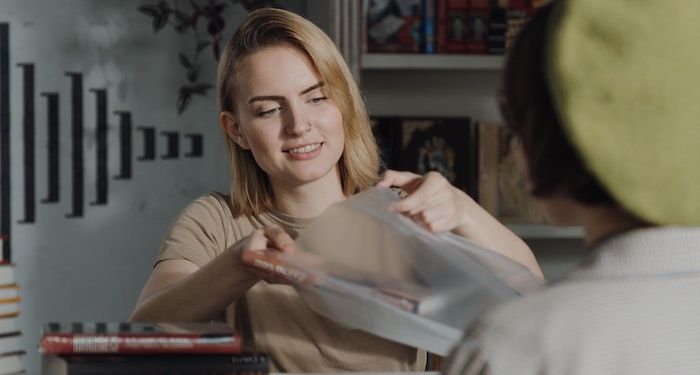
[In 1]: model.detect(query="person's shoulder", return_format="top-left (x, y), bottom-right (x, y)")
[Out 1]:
top-left (476, 280), bottom-right (591, 338)
top-left (454, 281), bottom-right (599, 374)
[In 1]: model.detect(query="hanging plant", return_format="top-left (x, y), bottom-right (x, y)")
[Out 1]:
top-left (138, 0), bottom-right (280, 114)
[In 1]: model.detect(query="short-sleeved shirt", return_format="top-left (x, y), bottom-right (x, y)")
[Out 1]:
top-left (157, 192), bottom-right (426, 372)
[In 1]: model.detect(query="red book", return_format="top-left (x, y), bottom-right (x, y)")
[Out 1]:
top-left (242, 249), bottom-right (443, 315)
top-left (466, 0), bottom-right (490, 54)
top-left (40, 322), bottom-right (241, 355)
top-left (438, 0), bottom-right (470, 53)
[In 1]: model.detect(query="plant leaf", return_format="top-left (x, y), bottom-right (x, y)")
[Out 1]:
top-left (152, 15), bottom-right (168, 32)
top-left (179, 53), bottom-right (193, 68)
top-left (137, 4), bottom-right (162, 18)
top-left (196, 41), bottom-right (211, 52)
top-left (187, 67), bottom-right (200, 83)
top-left (191, 83), bottom-right (214, 95)
top-left (177, 86), bottom-right (193, 114)
top-left (212, 40), bottom-right (221, 60)
top-left (207, 17), bottom-right (225, 35)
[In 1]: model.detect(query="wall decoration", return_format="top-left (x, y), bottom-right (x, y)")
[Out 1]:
top-left (0, 22), bottom-right (207, 261)
top-left (17, 63), bottom-right (34, 224)
top-left (114, 111), bottom-right (133, 180)
top-left (1, 24), bottom-right (11, 260)
top-left (41, 93), bottom-right (60, 203)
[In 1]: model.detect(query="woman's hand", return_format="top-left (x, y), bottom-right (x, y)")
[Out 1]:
top-left (237, 224), bottom-right (299, 284)
top-left (377, 170), bottom-right (473, 234)
top-left (377, 169), bottom-right (544, 280)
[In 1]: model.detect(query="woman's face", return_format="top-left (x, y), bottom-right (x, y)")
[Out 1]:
top-left (224, 45), bottom-right (345, 188)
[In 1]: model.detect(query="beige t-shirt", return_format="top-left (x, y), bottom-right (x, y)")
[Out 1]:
top-left (157, 192), bottom-right (426, 372)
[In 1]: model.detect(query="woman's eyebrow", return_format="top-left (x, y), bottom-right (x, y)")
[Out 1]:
top-left (299, 81), bottom-right (324, 95)
top-left (247, 82), bottom-right (324, 104)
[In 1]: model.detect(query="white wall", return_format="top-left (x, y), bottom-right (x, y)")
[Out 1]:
top-left (1, 1), bottom-right (249, 371)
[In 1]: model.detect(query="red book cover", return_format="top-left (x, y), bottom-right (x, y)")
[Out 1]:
top-left (242, 249), bottom-right (442, 315)
top-left (40, 322), bottom-right (241, 355)
top-left (439, 0), bottom-right (470, 53)
top-left (466, 0), bottom-right (490, 54)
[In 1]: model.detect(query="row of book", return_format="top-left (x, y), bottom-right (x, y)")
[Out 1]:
top-left (0, 239), bottom-right (24, 375)
top-left (40, 322), bottom-right (268, 374)
top-left (371, 117), bottom-right (544, 224)
top-left (366, 0), bottom-right (542, 55)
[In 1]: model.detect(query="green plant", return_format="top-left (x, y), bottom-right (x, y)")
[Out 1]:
top-left (138, 0), bottom-right (280, 114)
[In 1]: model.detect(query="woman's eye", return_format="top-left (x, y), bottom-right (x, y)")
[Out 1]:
top-left (309, 96), bottom-right (328, 104)
top-left (257, 107), bottom-right (279, 116)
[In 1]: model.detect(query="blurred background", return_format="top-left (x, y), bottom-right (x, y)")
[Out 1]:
top-left (0, 1), bottom-right (582, 372)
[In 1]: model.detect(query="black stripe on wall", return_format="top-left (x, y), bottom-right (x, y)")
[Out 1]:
top-left (65, 72), bottom-right (84, 218)
top-left (41, 92), bottom-right (59, 203)
top-left (0, 23), bottom-right (11, 260)
top-left (160, 131), bottom-right (179, 159)
top-left (17, 63), bottom-right (35, 224)
top-left (184, 133), bottom-right (203, 157)
top-left (137, 127), bottom-right (155, 161)
top-left (113, 111), bottom-right (131, 180)
top-left (89, 89), bottom-right (107, 205)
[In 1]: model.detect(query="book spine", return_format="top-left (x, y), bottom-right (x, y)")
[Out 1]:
top-left (241, 250), bottom-right (321, 286)
top-left (40, 334), bottom-right (241, 354)
top-left (423, 0), bottom-right (436, 53)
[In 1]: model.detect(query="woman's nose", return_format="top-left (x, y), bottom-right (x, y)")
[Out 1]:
top-left (285, 108), bottom-right (311, 136)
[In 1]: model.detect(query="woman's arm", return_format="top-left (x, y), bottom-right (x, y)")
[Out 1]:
top-left (129, 226), bottom-right (296, 322)
top-left (378, 170), bottom-right (544, 280)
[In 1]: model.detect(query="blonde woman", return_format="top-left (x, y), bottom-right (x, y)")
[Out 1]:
top-left (130, 8), bottom-right (541, 372)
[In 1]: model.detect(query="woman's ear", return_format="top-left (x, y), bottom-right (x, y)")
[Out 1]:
top-left (220, 111), bottom-right (250, 150)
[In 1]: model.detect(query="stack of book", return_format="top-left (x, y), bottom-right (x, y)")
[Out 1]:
top-left (40, 322), bottom-right (268, 375)
top-left (0, 246), bottom-right (25, 375)
top-left (365, 0), bottom-right (536, 55)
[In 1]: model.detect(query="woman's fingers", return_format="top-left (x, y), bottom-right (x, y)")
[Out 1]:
top-left (377, 170), bottom-right (422, 189)
top-left (263, 225), bottom-right (297, 254)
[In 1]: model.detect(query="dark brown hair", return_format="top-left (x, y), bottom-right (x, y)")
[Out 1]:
top-left (501, 1), bottom-right (614, 205)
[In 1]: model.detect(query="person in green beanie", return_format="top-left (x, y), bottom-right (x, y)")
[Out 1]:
top-left (444, 0), bottom-right (700, 374)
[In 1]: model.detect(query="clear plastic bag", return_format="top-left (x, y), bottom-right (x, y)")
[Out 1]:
top-left (283, 186), bottom-right (540, 355)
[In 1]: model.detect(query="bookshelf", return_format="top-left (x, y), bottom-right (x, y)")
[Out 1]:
top-left (362, 54), bottom-right (504, 70)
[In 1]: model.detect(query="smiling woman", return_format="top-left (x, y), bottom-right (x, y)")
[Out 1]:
top-left (128, 7), bottom-right (542, 373)
top-left (128, 9), bottom-right (425, 373)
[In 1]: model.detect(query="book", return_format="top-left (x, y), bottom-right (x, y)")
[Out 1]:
top-left (0, 316), bottom-right (18, 335)
top-left (437, 0), bottom-right (470, 53)
top-left (41, 352), bottom-right (268, 375)
top-left (465, 0), bottom-right (490, 53)
top-left (0, 298), bottom-right (19, 318)
top-left (0, 284), bottom-right (18, 301)
top-left (0, 351), bottom-right (25, 375)
top-left (486, 0), bottom-right (508, 54)
top-left (40, 322), bottom-right (241, 355)
top-left (393, 117), bottom-right (478, 198)
top-left (422, 0), bottom-right (437, 53)
top-left (366, 0), bottom-right (424, 53)
top-left (0, 263), bottom-right (15, 286)
top-left (242, 249), bottom-right (444, 315)
top-left (0, 331), bottom-right (20, 355)
top-left (477, 122), bottom-right (545, 223)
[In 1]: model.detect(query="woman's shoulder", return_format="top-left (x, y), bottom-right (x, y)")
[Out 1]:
top-left (177, 192), bottom-right (232, 221)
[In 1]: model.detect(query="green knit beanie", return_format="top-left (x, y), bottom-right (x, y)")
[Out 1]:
top-left (548, 0), bottom-right (700, 225)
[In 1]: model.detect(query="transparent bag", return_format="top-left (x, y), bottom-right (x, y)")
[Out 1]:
top-left (279, 186), bottom-right (540, 355)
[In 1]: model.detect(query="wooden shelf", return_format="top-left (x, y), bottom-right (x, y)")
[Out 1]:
top-left (507, 224), bottom-right (584, 239)
top-left (361, 53), bottom-right (504, 70)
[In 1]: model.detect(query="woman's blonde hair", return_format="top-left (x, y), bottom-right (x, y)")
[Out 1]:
top-left (217, 8), bottom-right (379, 216)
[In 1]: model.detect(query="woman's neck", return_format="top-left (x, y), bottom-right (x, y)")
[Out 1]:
top-left (580, 205), bottom-right (648, 247)
top-left (270, 170), bottom-right (346, 219)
